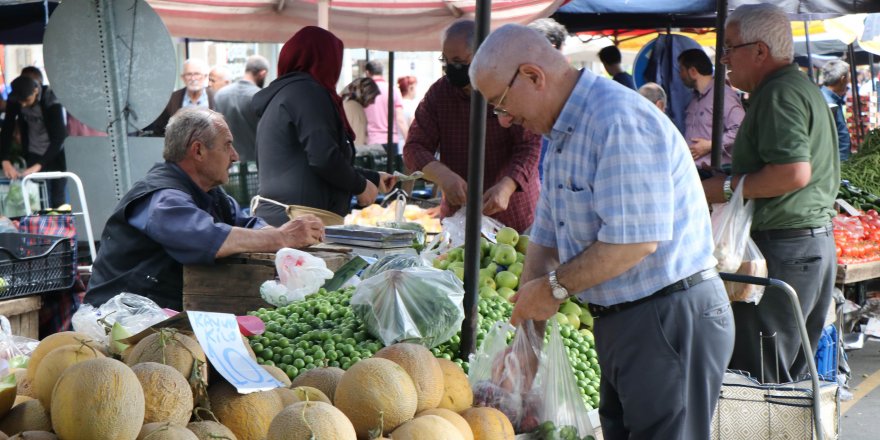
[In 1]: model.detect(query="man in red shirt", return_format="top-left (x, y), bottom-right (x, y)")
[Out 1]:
top-left (403, 19), bottom-right (541, 232)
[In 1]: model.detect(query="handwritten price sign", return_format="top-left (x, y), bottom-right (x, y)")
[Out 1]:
top-left (188, 311), bottom-right (284, 393)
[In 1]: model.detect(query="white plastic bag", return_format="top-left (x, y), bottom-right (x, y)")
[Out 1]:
top-left (260, 248), bottom-right (334, 307)
top-left (442, 207), bottom-right (505, 248)
top-left (72, 292), bottom-right (169, 344)
top-left (711, 176), bottom-right (755, 272)
top-left (724, 238), bottom-right (767, 304)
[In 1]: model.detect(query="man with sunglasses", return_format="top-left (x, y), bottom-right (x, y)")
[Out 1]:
top-left (471, 24), bottom-right (733, 440)
top-left (402, 19), bottom-right (541, 233)
top-left (703, 3), bottom-right (839, 385)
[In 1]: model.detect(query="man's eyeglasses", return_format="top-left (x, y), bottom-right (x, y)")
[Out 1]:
top-left (183, 72), bottom-right (205, 78)
top-left (492, 69), bottom-right (520, 117)
top-left (722, 41), bottom-right (759, 55)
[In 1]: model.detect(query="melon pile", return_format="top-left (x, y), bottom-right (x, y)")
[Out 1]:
top-left (1, 330), bottom-right (516, 440)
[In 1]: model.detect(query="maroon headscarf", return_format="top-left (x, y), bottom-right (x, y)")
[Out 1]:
top-left (278, 26), bottom-right (355, 140)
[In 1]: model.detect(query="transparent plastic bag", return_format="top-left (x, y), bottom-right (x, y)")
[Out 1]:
top-left (360, 254), bottom-right (426, 280)
top-left (0, 179), bottom-right (41, 217)
top-left (724, 238), bottom-right (768, 304)
top-left (442, 207), bottom-right (505, 248)
top-left (0, 315), bottom-right (37, 376)
top-left (468, 320), bottom-right (544, 432)
top-left (72, 292), bottom-right (169, 344)
top-left (260, 248), bottom-right (334, 306)
top-left (711, 176), bottom-right (755, 272)
top-left (350, 266), bottom-right (465, 348)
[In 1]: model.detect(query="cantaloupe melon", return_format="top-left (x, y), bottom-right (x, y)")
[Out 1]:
top-left (417, 408), bottom-right (474, 440)
top-left (0, 373), bottom-right (16, 419)
top-left (8, 432), bottom-right (56, 440)
top-left (266, 401), bottom-right (356, 440)
top-left (0, 400), bottom-right (51, 435)
top-left (435, 359), bottom-right (473, 413)
top-left (33, 344), bottom-right (104, 410)
top-left (290, 386), bottom-right (331, 405)
top-left (0, 429), bottom-right (6, 439)
top-left (132, 362), bottom-right (194, 426)
top-left (187, 420), bottom-right (238, 440)
top-left (334, 358), bottom-right (418, 439)
top-left (26, 331), bottom-right (102, 381)
top-left (11, 397), bottom-right (31, 407)
top-left (373, 343), bottom-right (444, 412)
top-left (50, 358), bottom-right (145, 440)
top-left (391, 415), bottom-right (464, 440)
top-left (261, 365), bottom-right (292, 387)
top-left (289, 367), bottom-right (344, 404)
top-left (126, 330), bottom-right (208, 390)
top-left (459, 407), bottom-right (515, 440)
top-left (137, 422), bottom-right (199, 440)
top-left (275, 388), bottom-right (300, 408)
top-left (11, 370), bottom-right (32, 399)
top-left (208, 381), bottom-right (284, 440)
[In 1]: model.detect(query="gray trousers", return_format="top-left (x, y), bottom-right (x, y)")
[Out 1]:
top-left (596, 276), bottom-right (734, 440)
top-left (728, 231), bottom-right (836, 384)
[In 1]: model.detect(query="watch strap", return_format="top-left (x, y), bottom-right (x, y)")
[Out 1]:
top-left (723, 175), bottom-right (733, 202)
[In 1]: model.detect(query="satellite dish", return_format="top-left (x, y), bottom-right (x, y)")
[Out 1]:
top-left (42, 0), bottom-right (176, 132)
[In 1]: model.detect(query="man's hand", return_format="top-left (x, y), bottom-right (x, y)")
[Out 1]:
top-left (357, 179), bottom-right (379, 207)
top-left (702, 174), bottom-right (727, 204)
top-left (689, 138), bottom-right (712, 160)
top-left (377, 172), bottom-right (397, 193)
top-left (2, 161), bottom-right (19, 180)
top-left (22, 164), bottom-right (41, 177)
top-left (278, 214), bottom-right (324, 248)
top-left (510, 276), bottom-right (565, 326)
top-left (483, 177), bottom-right (517, 216)
top-left (438, 171), bottom-right (468, 207)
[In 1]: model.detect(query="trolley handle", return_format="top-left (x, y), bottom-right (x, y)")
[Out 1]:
top-left (719, 273), bottom-right (772, 287)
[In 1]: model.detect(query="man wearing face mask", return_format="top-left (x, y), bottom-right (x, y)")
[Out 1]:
top-left (403, 19), bottom-right (541, 232)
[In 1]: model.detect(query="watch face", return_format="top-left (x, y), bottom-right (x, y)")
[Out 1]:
top-left (552, 286), bottom-right (568, 300)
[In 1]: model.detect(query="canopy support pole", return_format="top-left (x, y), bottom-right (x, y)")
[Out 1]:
top-left (386, 51), bottom-right (396, 174)
top-left (318, 0), bottom-right (329, 30)
top-left (849, 43), bottom-right (864, 151)
top-left (804, 21), bottom-right (815, 83)
top-left (710, 0), bottom-right (728, 168)
top-left (460, 0), bottom-right (491, 360)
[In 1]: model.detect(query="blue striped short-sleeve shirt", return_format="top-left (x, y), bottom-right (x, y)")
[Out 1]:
top-left (531, 69), bottom-right (717, 307)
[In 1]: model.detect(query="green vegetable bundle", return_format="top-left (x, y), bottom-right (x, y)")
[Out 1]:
top-left (841, 129), bottom-right (880, 196)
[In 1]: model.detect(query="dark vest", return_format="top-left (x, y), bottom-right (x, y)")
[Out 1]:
top-left (86, 162), bottom-right (235, 310)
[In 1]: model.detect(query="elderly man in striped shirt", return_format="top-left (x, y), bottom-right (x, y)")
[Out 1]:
top-left (470, 24), bottom-right (735, 440)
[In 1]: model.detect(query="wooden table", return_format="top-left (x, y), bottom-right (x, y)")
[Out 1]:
top-left (837, 261), bottom-right (880, 285)
top-left (182, 245), bottom-right (351, 315)
top-left (0, 296), bottom-right (41, 339)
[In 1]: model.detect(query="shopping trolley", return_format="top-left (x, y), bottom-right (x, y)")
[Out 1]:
top-left (712, 273), bottom-right (840, 440)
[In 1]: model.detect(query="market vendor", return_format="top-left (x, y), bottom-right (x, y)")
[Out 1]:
top-left (87, 108), bottom-right (325, 310)
top-left (471, 25), bottom-right (734, 439)
top-left (402, 19), bottom-right (541, 233)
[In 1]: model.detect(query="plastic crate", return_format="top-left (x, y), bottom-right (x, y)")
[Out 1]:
top-left (223, 161), bottom-right (259, 207)
top-left (815, 324), bottom-right (838, 382)
top-left (0, 233), bottom-right (75, 299)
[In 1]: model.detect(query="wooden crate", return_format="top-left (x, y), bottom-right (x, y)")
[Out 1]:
top-left (183, 248), bottom-right (351, 315)
top-left (0, 296), bottom-right (41, 339)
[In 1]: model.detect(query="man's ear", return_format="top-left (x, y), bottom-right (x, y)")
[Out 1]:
top-left (190, 140), bottom-right (206, 161)
top-left (520, 63), bottom-right (546, 90)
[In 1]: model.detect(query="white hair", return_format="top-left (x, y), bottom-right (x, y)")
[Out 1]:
top-left (469, 24), bottom-right (567, 92)
top-left (183, 58), bottom-right (209, 74)
top-left (727, 3), bottom-right (793, 63)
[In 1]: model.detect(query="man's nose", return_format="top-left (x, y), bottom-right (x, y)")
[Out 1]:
top-left (230, 146), bottom-right (240, 162)
top-left (497, 114), bottom-right (514, 128)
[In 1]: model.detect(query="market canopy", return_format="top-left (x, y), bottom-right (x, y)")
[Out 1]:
top-left (144, 0), bottom-right (566, 51)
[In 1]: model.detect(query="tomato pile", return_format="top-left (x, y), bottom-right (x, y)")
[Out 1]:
top-left (834, 210), bottom-right (880, 264)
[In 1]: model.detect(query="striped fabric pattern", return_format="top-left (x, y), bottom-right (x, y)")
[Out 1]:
top-left (531, 69), bottom-right (717, 307)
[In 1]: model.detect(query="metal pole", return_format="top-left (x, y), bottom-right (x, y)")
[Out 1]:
top-left (459, 0), bottom-right (490, 360)
top-left (804, 21), bottom-right (815, 83)
top-left (849, 44), bottom-right (863, 150)
top-left (184, 37), bottom-right (190, 60)
top-left (710, 0), bottom-right (728, 168)
top-left (96, 0), bottom-right (132, 198)
top-left (386, 51), bottom-right (396, 174)
top-left (870, 54), bottom-right (876, 94)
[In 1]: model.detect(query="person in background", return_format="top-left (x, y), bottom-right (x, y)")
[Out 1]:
top-left (820, 59), bottom-right (852, 162)
top-left (342, 77), bottom-right (381, 150)
top-left (598, 45), bottom-right (636, 90)
top-left (214, 55), bottom-right (270, 164)
top-left (678, 48), bottom-right (745, 167)
top-left (145, 58), bottom-right (216, 137)
top-left (638, 82), bottom-right (668, 113)
top-left (251, 27), bottom-right (395, 226)
top-left (87, 108), bottom-right (324, 310)
top-left (471, 24), bottom-right (733, 440)
top-left (0, 74), bottom-right (68, 208)
top-left (702, 3), bottom-right (839, 384)
top-left (363, 60), bottom-right (408, 154)
top-left (209, 65), bottom-right (232, 93)
top-left (397, 75), bottom-right (418, 130)
top-left (403, 19), bottom-right (541, 233)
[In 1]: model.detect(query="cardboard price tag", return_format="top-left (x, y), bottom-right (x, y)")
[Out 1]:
top-left (188, 311), bottom-right (284, 393)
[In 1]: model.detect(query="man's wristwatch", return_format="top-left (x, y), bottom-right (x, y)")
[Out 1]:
top-left (548, 271), bottom-right (569, 300)
top-left (722, 175), bottom-right (733, 202)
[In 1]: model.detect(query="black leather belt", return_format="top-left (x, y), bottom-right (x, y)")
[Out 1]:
top-left (588, 269), bottom-right (718, 319)
top-left (751, 224), bottom-right (833, 241)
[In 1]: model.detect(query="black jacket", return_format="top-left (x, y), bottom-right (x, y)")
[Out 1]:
top-left (252, 72), bottom-right (378, 226)
top-left (0, 86), bottom-right (67, 170)
top-left (144, 87), bottom-right (216, 137)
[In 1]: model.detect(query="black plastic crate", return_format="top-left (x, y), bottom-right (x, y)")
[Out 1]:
top-left (0, 233), bottom-right (75, 299)
top-left (223, 161), bottom-right (259, 208)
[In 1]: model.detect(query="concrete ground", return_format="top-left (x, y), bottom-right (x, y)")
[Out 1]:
top-left (840, 338), bottom-right (880, 440)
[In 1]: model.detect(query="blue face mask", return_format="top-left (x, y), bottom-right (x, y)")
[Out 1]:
top-left (445, 62), bottom-right (471, 88)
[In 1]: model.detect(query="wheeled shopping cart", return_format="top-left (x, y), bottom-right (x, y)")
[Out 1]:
top-left (712, 273), bottom-right (840, 440)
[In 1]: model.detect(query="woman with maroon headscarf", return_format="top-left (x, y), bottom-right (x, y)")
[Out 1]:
top-left (252, 26), bottom-right (395, 226)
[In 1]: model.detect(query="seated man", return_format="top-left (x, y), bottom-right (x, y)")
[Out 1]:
top-left (87, 108), bottom-right (324, 310)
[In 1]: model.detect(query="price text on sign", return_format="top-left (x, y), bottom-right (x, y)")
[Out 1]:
top-left (188, 311), bottom-right (284, 393)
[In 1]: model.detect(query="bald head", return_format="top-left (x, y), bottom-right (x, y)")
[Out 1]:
top-left (470, 24), bottom-right (569, 92)
top-left (209, 65), bottom-right (232, 92)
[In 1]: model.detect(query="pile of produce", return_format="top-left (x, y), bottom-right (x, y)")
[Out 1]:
top-left (345, 202), bottom-right (442, 234)
top-left (834, 210), bottom-right (880, 264)
top-left (837, 181), bottom-right (880, 212)
top-left (841, 129), bottom-right (880, 196)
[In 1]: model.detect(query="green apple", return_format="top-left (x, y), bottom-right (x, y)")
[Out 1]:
top-left (579, 328), bottom-right (595, 344)
top-left (497, 287), bottom-right (516, 300)
top-left (447, 247), bottom-right (464, 262)
top-left (554, 312), bottom-right (569, 326)
top-left (495, 271), bottom-right (519, 290)
top-left (481, 255), bottom-right (493, 268)
top-left (452, 267), bottom-right (464, 281)
top-left (496, 226), bottom-right (519, 246)
top-left (489, 244), bottom-right (499, 259)
top-left (516, 252), bottom-right (525, 264)
top-left (560, 301), bottom-right (581, 316)
top-left (580, 307), bottom-right (594, 330)
top-left (447, 261), bottom-right (464, 270)
top-left (479, 274), bottom-right (496, 290)
top-left (479, 286), bottom-right (498, 298)
top-left (0, 277), bottom-right (8, 294)
top-left (480, 237), bottom-right (491, 257)
top-left (515, 234), bottom-right (530, 254)
top-left (433, 258), bottom-right (449, 270)
top-left (566, 313), bottom-right (581, 329)
top-left (485, 262), bottom-right (498, 273)
top-left (507, 262), bottom-right (524, 277)
top-left (479, 267), bottom-right (495, 279)
top-left (493, 244), bottom-right (517, 266)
